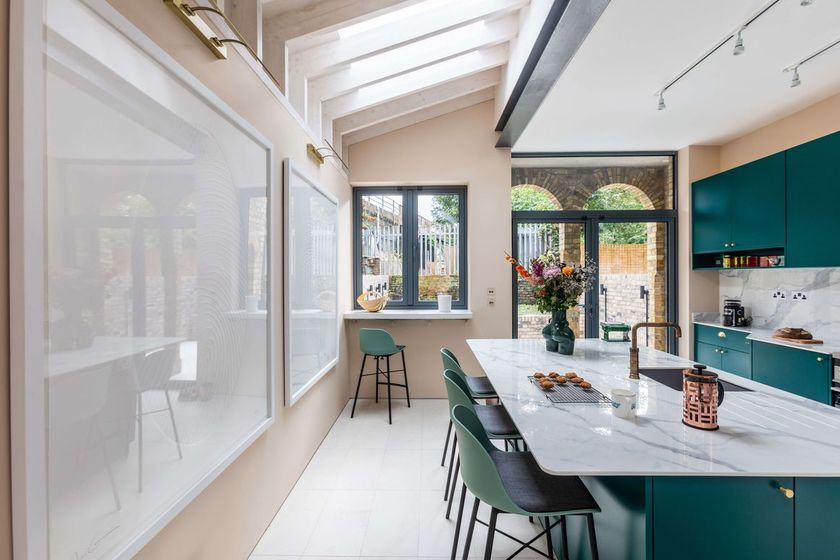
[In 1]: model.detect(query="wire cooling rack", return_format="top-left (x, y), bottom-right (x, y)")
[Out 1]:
top-left (528, 376), bottom-right (613, 405)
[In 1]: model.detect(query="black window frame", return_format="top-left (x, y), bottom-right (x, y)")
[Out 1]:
top-left (353, 186), bottom-right (468, 309)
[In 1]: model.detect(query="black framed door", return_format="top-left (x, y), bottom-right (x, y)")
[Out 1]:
top-left (512, 211), bottom-right (677, 353)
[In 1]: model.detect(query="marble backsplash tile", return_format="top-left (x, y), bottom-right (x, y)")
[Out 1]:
top-left (719, 268), bottom-right (840, 337)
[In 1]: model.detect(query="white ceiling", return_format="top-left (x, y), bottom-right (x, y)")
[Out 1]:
top-left (515, 0), bottom-right (840, 152)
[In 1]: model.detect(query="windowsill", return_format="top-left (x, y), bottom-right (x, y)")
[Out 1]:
top-left (344, 309), bottom-right (473, 320)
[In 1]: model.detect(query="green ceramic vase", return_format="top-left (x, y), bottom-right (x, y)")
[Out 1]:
top-left (543, 308), bottom-right (575, 355)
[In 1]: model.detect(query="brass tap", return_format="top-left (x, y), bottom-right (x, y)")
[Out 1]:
top-left (629, 322), bottom-right (683, 380)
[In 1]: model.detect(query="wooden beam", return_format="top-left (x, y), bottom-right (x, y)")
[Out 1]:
top-left (341, 88), bottom-right (496, 155)
top-left (226, 0), bottom-right (262, 59)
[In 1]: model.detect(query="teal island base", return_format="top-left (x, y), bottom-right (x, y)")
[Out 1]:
top-left (550, 476), bottom-right (840, 560)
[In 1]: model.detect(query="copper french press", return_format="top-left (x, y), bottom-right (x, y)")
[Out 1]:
top-left (682, 364), bottom-right (725, 430)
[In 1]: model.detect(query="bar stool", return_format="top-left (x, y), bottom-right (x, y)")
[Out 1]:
top-left (442, 369), bottom-right (521, 519)
top-left (440, 348), bottom-right (497, 469)
top-left (350, 328), bottom-right (410, 424)
top-left (450, 404), bottom-right (601, 560)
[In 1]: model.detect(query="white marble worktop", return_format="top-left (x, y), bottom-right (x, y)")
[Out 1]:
top-left (693, 312), bottom-right (840, 357)
top-left (467, 338), bottom-right (840, 477)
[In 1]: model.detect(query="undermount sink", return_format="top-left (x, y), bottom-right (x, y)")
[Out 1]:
top-left (639, 367), bottom-right (753, 392)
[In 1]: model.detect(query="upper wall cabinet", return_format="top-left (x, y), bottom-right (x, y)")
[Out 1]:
top-left (786, 130), bottom-right (840, 268)
top-left (692, 152), bottom-right (786, 257)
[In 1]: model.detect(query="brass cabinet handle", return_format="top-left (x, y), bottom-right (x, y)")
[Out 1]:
top-left (817, 356), bottom-right (826, 363)
top-left (778, 486), bottom-right (795, 499)
top-left (718, 331), bottom-right (727, 338)
top-left (731, 242), bottom-right (736, 247)
top-left (720, 350), bottom-right (728, 354)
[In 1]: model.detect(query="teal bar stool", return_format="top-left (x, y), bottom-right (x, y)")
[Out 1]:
top-left (442, 370), bottom-right (521, 518)
top-left (450, 404), bottom-right (601, 560)
top-left (351, 328), bottom-right (410, 424)
top-left (440, 348), bottom-right (497, 469)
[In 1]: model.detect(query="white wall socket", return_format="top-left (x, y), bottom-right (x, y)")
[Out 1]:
top-left (771, 290), bottom-right (787, 300)
top-left (791, 291), bottom-right (809, 301)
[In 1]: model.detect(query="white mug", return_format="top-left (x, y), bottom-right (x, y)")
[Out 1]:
top-left (437, 294), bottom-right (452, 312)
top-left (610, 389), bottom-right (637, 419)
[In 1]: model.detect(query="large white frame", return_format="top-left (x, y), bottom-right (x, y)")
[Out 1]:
top-left (283, 159), bottom-right (340, 406)
top-left (9, 1), bottom-right (276, 558)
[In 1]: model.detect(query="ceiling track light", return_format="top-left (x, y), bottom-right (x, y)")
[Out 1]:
top-left (801, 0), bottom-right (815, 6)
top-left (657, 92), bottom-right (666, 111)
top-left (783, 37), bottom-right (840, 89)
top-left (733, 29), bottom-right (745, 56)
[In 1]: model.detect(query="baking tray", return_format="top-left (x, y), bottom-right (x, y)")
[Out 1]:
top-left (528, 376), bottom-right (612, 405)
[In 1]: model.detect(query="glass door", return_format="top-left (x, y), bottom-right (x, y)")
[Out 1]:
top-left (513, 220), bottom-right (588, 339)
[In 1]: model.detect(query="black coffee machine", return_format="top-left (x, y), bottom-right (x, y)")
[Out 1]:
top-left (723, 299), bottom-right (751, 327)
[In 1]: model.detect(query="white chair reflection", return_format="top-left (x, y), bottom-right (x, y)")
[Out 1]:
top-left (135, 346), bottom-right (183, 492)
top-left (49, 365), bottom-right (122, 511)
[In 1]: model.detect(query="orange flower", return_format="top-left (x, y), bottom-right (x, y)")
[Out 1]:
top-left (562, 266), bottom-right (574, 276)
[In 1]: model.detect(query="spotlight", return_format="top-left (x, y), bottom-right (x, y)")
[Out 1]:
top-left (801, 0), bottom-right (815, 6)
top-left (733, 30), bottom-right (745, 56)
top-left (657, 92), bottom-right (666, 111)
top-left (790, 67), bottom-right (801, 88)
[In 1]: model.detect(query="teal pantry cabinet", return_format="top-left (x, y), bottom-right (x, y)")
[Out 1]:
top-left (786, 129), bottom-right (840, 268)
top-left (693, 324), bottom-right (751, 378)
top-left (692, 152), bottom-right (786, 255)
top-left (751, 341), bottom-right (832, 404)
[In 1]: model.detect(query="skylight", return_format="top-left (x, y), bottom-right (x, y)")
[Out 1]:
top-left (336, 0), bottom-right (454, 39)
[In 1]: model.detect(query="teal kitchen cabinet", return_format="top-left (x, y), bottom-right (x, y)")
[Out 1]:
top-left (651, 477), bottom-right (794, 560)
top-left (694, 324), bottom-right (752, 378)
top-left (751, 341), bottom-right (832, 404)
top-left (786, 130), bottom-right (840, 267)
top-left (691, 152), bottom-right (786, 257)
top-left (794, 478), bottom-right (840, 559)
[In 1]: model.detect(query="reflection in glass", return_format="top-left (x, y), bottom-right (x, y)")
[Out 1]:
top-left (44, 0), bottom-right (270, 557)
top-left (361, 194), bottom-right (404, 301)
top-left (417, 194), bottom-right (460, 301)
top-left (515, 222), bottom-right (586, 339)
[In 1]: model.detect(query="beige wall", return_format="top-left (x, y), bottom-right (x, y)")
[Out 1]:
top-left (1, 0), bottom-right (11, 558)
top-left (720, 91), bottom-right (840, 171)
top-left (3, 0), bottom-right (352, 558)
top-left (677, 146), bottom-right (721, 358)
top-left (347, 102), bottom-right (512, 398)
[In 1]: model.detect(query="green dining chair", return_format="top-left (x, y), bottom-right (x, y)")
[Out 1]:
top-left (450, 404), bottom-right (601, 560)
top-left (351, 328), bottom-right (410, 424)
top-left (440, 348), bottom-right (496, 468)
top-left (442, 369), bottom-right (521, 518)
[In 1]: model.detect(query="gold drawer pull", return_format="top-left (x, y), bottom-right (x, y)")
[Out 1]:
top-left (778, 486), bottom-right (795, 499)
top-left (718, 331), bottom-right (727, 338)
top-left (817, 356), bottom-right (825, 363)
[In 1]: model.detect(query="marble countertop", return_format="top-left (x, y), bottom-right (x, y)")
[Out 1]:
top-left (467, 338), bottom-right (840, 477)
top-left (344, 309), bottom-right (473, 320)
top-left (692, 312), bottom-right (840, 357)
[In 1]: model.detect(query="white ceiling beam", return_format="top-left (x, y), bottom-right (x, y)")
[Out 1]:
top-left (341, 87), bottom-right (496, 155)
top-left (308, 14), bottom-right (517, 107)
top-left (321, 44), bottom-right (508, 131)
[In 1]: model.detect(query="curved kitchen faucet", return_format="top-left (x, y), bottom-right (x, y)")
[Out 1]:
top-left (629, 322), bottom-right (682, 380)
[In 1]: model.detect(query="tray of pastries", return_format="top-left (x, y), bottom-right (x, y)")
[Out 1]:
top-left (529, 372), bottom-right (611, 404)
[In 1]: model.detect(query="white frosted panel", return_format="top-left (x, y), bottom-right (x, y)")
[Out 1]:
top-left (284, 160), bottom-right (339, 405)
top-left (43, 1), bottom-right (272, 558)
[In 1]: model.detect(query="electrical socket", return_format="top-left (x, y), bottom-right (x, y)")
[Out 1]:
top-left (792, 291), bottom-right (809, 301)
top-left (771, 290), bottom-right (787, 300)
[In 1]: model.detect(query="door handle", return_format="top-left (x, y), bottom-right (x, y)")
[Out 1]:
top-left (777, 486), bottom-right (795, 499)
top-left (718, 331), bottom-right (727, 338)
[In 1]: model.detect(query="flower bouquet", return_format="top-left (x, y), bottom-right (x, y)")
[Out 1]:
top-left (505, 250), bottom-right (596, 354)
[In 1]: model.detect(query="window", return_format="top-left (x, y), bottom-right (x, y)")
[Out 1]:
top-left (354, 187), bottom-right (467, 308)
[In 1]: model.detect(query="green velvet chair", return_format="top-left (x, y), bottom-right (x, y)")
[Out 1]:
top-left (351, 328), bottom-right (409, 424)
top-left (440, 348), bottom-right (496, 469)
top-left (450, 404), bottom-right (601, 560)
top-left (442, 369), bottom-right (521, 517)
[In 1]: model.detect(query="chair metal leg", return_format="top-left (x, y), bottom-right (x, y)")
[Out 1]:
top-left (444, 433), bottom-right (457, 500)
top-left (450, 483), bottom-right (467, 560)
top-left (461, 497), bottom-right (480, 560)
top-left (375, 356), bottom-right (380, 403)
top-left (446, 457), bottom-right (460, 519)
top-left (351, 354), bottom-right (367, 418)
top-left (560, 515), bottom-right (569, 560)
top-left (136, 392), bottom-right (143, 493)
top-left (441, 419), bottom-right (452, 467)
top-left (386, 354), bottom-right (393, 424)
top-left (402, 349), bottom-right (411, 407)
top-left (544, 516), bottom-right (554, 559)
top-left (163, 389), bottom-right (183, 459)
top-left (483, 507), bottom-right (499, 560)
top-left (586, 513), bottom-right (599, 560)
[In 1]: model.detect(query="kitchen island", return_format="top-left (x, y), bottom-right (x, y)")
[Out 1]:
top-left (467, 338), bottom-right (840, 560)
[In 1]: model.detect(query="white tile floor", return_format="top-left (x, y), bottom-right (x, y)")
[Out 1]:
top-left (250, 398), bottom-right (550, 559)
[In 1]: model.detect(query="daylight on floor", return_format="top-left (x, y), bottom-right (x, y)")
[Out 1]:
top-left (3, 1), bottom-right (840, 559)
